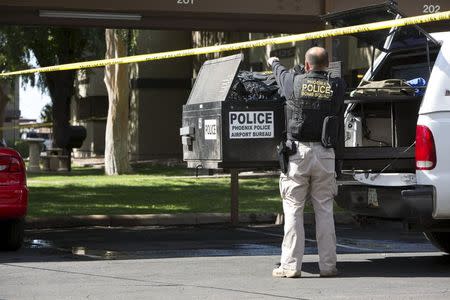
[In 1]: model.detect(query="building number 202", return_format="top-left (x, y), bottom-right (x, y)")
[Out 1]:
top-left (423, 4), bottom-right (441, 14)
top-left (177, 0), bottom-right (194, 5)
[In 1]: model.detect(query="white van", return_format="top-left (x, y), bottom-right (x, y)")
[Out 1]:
top-left (323, 2), bottom-right (450, 252)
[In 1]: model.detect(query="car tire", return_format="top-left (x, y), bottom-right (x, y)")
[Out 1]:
top-left (424, 231), bottom-right (450, 254)
top-left (0, 218), bottom-right (25, 251)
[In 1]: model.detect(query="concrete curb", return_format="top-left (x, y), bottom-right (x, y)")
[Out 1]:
top-left (25, 212), bottom-right (354, 229)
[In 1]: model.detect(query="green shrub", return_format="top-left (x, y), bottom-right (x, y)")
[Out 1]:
top-left (13, 140), bottom-right (29, 159)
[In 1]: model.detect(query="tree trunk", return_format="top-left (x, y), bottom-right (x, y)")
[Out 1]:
top-left (103, 29), bottom-right (131, 175)
top-left (44, 71), bottom-right (75, 149)
top-left (0, 81), bottom-right (11, 141)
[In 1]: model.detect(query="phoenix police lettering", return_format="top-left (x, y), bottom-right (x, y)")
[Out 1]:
top-left (301, 79), bottom-right (333, 99)
top-left (229, 111), bottom-right (274, 139)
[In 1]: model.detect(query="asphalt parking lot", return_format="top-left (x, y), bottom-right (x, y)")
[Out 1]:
top-left (1, 222), bottom-right (450, 299)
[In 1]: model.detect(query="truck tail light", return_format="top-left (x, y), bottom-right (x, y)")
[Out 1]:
top-left (0, 156), bottom-right (25, 185)
top-left (416, 125), bottom-right (437, 170)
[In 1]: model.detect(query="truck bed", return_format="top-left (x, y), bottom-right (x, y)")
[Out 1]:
top-left (337, 92), bottom-right (421, 173)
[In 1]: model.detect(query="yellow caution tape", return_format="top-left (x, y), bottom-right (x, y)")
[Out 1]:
top-left (18, 122), bottom-right (53, 129)
top-left (1, 10), bottom-right (450, 78)
top-left (0, 117), bottom-right (108, 132)
top-left (0, 122), bottom-right (52, 135)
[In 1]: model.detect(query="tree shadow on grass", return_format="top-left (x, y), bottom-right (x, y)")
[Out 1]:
top-left (27, 164), bottom-right (194, 179)
top-left (27, 167), bottom-right (104, 178)
top-left (27, 178), bottom-right (282, 216)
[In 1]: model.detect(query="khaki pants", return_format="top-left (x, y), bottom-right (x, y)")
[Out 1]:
top-left (279, 142), bottom-right (337, 273)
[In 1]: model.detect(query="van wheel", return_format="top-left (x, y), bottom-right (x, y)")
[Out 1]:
top-left (0, 218), bottom-right (25, 251)
top-left (424, 231), bottom-right (450, 254)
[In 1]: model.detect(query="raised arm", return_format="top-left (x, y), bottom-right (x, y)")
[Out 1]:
top-left (269, 59), bottom-right (295, 99)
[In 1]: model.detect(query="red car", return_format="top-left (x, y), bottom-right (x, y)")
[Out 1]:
top-left (0, 147), bottom-right (28, 251)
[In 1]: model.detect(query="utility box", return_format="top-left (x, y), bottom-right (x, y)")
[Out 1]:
top-left (180, 54), bottom-right (284, 169)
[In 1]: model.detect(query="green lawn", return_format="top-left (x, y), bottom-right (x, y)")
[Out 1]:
top-left (27, 166), bottom-right (285, 217)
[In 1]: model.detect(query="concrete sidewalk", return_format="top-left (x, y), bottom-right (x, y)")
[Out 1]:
top-left (25, 212), bottom-right (354, 229)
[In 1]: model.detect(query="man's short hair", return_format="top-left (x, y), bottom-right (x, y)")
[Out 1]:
top-left (305, 47), bottom-right (329, 68)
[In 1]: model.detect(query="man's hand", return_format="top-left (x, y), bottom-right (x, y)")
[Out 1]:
top-left (267, 57), bottom-right (279, 67)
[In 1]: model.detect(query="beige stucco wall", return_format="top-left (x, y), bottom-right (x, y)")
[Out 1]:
top-left (73, 68), bottom-right (107, 158)
top-left (77, 69), bottom-right (107, 98)
top-left (3, 79), bottom-right (21, 144)
top-left (130, 30), bottom-right (192, 161)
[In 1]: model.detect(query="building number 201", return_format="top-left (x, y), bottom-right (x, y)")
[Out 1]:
top-left (423, 4), bottom-right (441, 13)
top-left (177, 0), bottom-right (194, 5)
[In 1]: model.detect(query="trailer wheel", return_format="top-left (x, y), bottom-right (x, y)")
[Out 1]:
top-left (0, 218), bottom-right (24, 251)
top-left (424, 231), bottom-right (450, 254)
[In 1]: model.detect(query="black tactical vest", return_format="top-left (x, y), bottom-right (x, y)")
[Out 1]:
top-left (286, 71), bottom-right (344, 142)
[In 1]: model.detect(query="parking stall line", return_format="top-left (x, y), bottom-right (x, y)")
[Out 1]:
top-left (237, 227), bottom-right (375, 252)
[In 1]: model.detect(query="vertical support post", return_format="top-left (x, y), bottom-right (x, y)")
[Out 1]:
top-left (25, 138), bottom-right (44, 173)
top-left (230, 169), bottom-right (239, 226)
top-left (323, 0), bottom-right (334, 60)
top-left (67, 149), bottom-right (72, 172)
top-left (391, 102), bottom-right (396, 147)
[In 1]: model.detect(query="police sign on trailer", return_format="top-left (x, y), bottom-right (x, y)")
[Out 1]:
top-left (181, 54), bottom-right (284, 169)
top-left (204, 119), bottom-right (217, 140)
top-left (229, 111), bottom-right (274, 139)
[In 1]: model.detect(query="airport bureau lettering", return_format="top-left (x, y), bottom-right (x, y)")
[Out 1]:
top-left (229, 111), bottom-right (274, 139)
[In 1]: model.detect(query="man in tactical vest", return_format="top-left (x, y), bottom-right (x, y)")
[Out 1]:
top-left (268, 47), bottom-right (345, 278)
